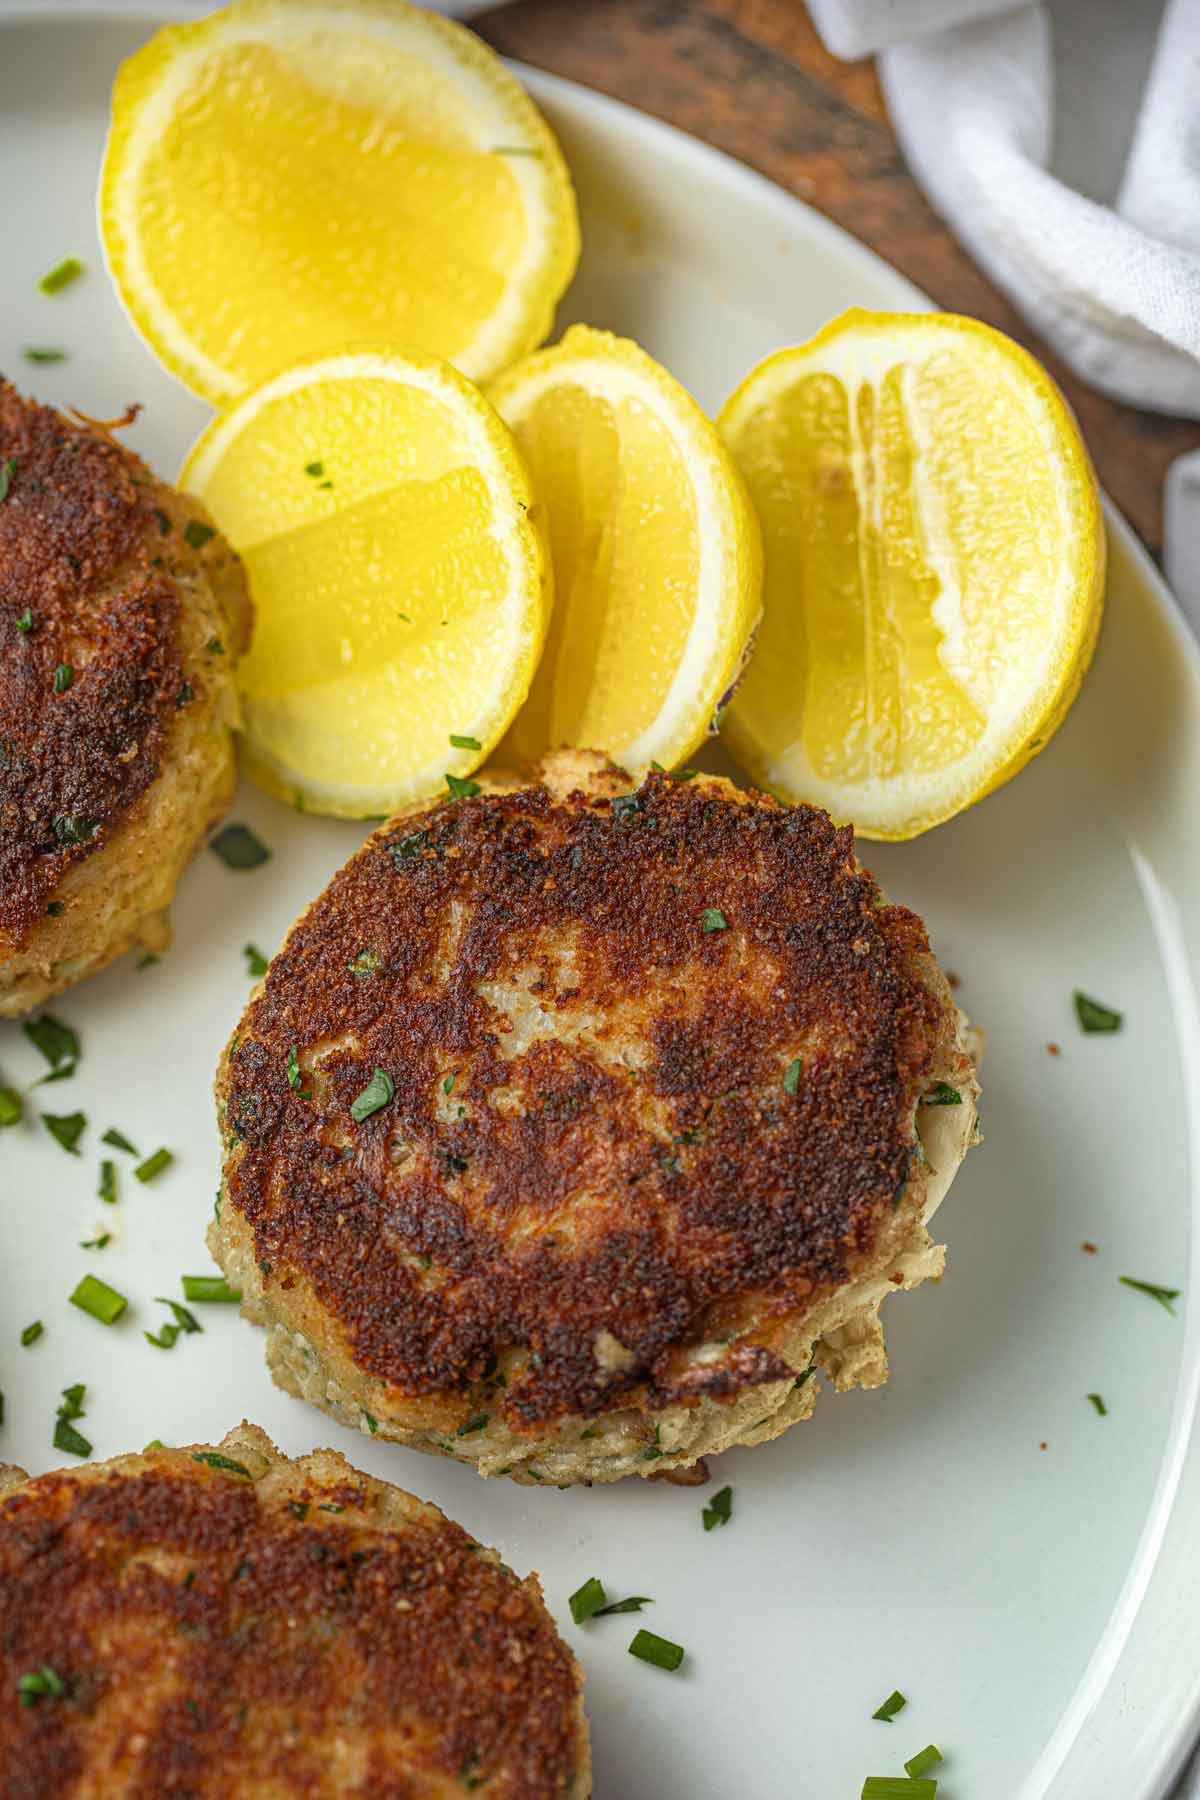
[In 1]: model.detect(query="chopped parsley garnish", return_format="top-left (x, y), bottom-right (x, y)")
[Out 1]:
top-left (145, 1297), bottom-right (200, 1350)
top-left (136, 953), bottom-right (159, 972)
top-left (16, 607), bottom-right (32, 632)
top-left (23, 1014), bottom-right (78, 1073)
top-left (363, 1412), bottom-right (378, 1433)
top-left (1074, 991), bottom-right (1122, 1033)
top-left (22, 347), bottom-right (66, 363)
top-left (594, 1595), bottom-right (653, 1616)
top-left (443, 1072), bottom-right (456, 1096)
top-left (702, 1484), bottom-right (732, 1531)
top-left (783, 1057), bottom-right (803, 1095)
top-left (98, 1159), bottom-right (117, 1204)
top-left (349, 947), bottom-right (380, 976)
top-left (304, 461), bottom-right (325, 478)
top-left (904, 1746), bottom-right (943, 1780)
top-left (183, 519), bottom-right (215, 549)
top-left (209, 823), bottom-right (270, 870)
top-left (53, 813), bottom-right (97, 845)
top-left (181, 1275), bottom-right (242, 1304)
top-left (455, 1413), bottom-right (488, 1436)
top-left (287, 1045), bottom-right (303, 1089)
top-left (54, 1384), bottom-right (91, 1458)
top-left (80, 1233), bottom-right (111, 1251)
top-left (39, 257), bottom-right (84, 294)
top-left (52, 664), bottom-right (73, 693)
top-left (350, 1067), bottom-right (394, 1122)
top-left (445, 772), bottom-right (482, 799)
top-left (1087, 1392), bottom-right (1107, 1416)
top-left (243, 943), bottom-right (269, 977)
top-left (921, 1082), bottom-right (961, 1106)
top-left (0, 1089), bottom-right (22, 1128)
top-left (101, 1127), bottom-right (138, 1154)
top-left (134, 1147), bottom-right (173, 1183)
top-left (20, 1321), bottom-right (43, 1348)
top-left (1118, 1275), bottom-right (1180, 1314)
top-left (69, 1274), bottom-right (127, 1326)
top-left (871, 1689), bottom-right (908, 1723)
top-left (450, 733), bottom-right (482, 750)
top-left (0, 459), bottom-right (16, 504)
top-left (628, 1629), bottom-right (685, 1672)
top-left (42, 1110), bottom-right (85, 1155)
top-left (568, 1577), bottom-right (607, 1624)
top-left (860, 1781), bottom-right (937, 1798)
top-left (699, 907), bottom-right (727, 932)
top-left (17, 1666), bottom-right (65, 1706)
top-left (191, 1451), bottom-right (251, 1477)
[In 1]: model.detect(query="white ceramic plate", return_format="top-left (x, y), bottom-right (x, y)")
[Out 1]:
top-left (2, 11), bottom-right (1199, 1798)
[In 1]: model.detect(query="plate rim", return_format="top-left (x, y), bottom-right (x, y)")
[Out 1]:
top-left (5, 8), bottom-right (1200, 1796)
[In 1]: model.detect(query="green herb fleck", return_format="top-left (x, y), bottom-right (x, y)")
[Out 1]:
top-left (70, 1274), bottom-right (126, 1325)
top-left (349, 947), bottom-right (380, 976)
top-left (1118, 1275), bottom-right (1180, 1314)
top-left (287, 1045), bottom-right (303, 1090)
top-left (136, 953), bottom-right (159, 971)
top-left (181, 1275), bottom-right (242, 1304)
top-left (304, 461), bottom-right (325, 478)
top-left (23, 1014), bottom-right (78, 1072)
top-left (80, 1233), bottom-right (111, 1251)
top-left (1074, 991), bottom-right (1122, 1033)
top-left (53, 1383), bottom-right (91, 1457)
top-left (20, 1321), bottom-right (43, 1348)
top-left (350, 1067), bottom-right (394, 1122)
top-left (702, 1485), bottom-right (732, 1531)
top-left (594, 1595), bottom-right (653, 1616)
top-left (0, 459), bottom-right (17, 504)
top-left (39, 257), bottom-right (84, 294)
top-left (456, 1413), bottom-right (488, 1437)
top-left (51, 662), bottom-right (73, 694)
top-left (134, 1147), bottom-right (173, 1183)
top-left (18, 1666), bottom-right (65, 1706)
top-left (210, 823), bottom-right (270, 870)
top-left (903, 1746), bottom-right (943, 1780)
top-left (42, 1110), bottom-right (85, 1155)
top-left (22, 347), bottom-right (66, 363)
top-left (191, 1451), bottom-right (251, 1477)
top-left (183, 520), bottom-right (215, 549)
top-left (872, 1690), bottom-right (907, 1723)
top-left (243, 943), bottom-right (269, 977)
top-left (450, 733), bottom-right (482, 751)
top-left (53, 814), bottom-right (97, 845)
top-left (699, 907), bottom-right (727, 933)
top-left (101, 1127), bottom-right (138, 1154)
top-left (1087, 1392), bottom-right (1107, 1416)
top-left (443, 1072), bottom-right (456, 1096)
top-left (363, 1412), bottom-right (378, 1434)
top-left (628, 1629), bottom-right (685, 1672)
top-left (0, 1089), bottom-right (22, 1128)
top-left (16, 607), bottom-right (32, 632)
top-left (921, 1082), bottom-right (962, 1106)
top-left (568, 1577), bottom-right (607, 1624)
top-left (783, 1057), bottom-right (803, 1095)
top-left (445, 772), bottom-right (482, 800)
top-left (96, 1160), bottom-right (117, 1205)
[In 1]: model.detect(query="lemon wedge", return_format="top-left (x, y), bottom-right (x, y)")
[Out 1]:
top-left (488, 325), bottom-right (762, 773)
top-left (717, 309), bottom-right (1105, 839)
top-left (100, 0), bottom-right (580, 404)
top-left (179, 348), bottom-right (551, 818)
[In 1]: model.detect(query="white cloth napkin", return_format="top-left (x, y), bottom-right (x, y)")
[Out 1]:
top-left (809, 0), bottom-right (1200, 649)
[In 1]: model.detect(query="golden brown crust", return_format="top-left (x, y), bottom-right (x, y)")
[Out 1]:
top-left (217, 766), bottom-right (944, 1434)
top-left (0, 382), bottom-right (243, 955)
top-left (0, 1428), bottom-right (588, 1798)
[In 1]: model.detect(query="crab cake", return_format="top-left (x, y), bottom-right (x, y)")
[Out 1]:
top-left (211, 752), bottom-right (981, 1486)
top-left (0, 381), bottom-right (250, 1016)
top-left (0, 1423), bottom-right (589, 1798)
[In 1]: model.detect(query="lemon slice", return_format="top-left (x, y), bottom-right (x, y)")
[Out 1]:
top-left (180, 348), bottom-right (551, 818)
top-left (100, 0), bottom-right (580, 404)
top-left (717, 309), bottom-right (1105, 839)
top-left (488, 325), bottom-right (762, 773)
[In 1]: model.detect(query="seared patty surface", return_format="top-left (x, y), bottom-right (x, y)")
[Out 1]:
top-left (213, 754), bottom-right (979, 1481)
top-left (0, 380), bottom-right (249, 1011)
top-left (0, 1425), bottom-right (589, 1798)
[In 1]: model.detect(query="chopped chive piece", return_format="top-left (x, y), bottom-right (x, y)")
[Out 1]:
top-left (628, 1629), bottom-right (685, 1672)
top-left (144, 1322), bottom-right (180, 1350)
top-left (455, 1412), bottom-right (488, 1437)
top-left (1087, 1392), bottom-right (1107, 1416)
top-left (569, 1577), bottom-right (607, 1624)
top-left (783, 1057), bottom-right (802, 1095)
top-left (350, 1067), bottom-right (394, 1122)
top-left (363, 1411), bottom-right (378, 1433)
top-left (22, 347), bottom-right (67, 363)
top-left (699, 907), bottom-right (727, 932)
top-left (1074, 991), bottom-right (1122, 1033)
top-left (155, 1298), bottom-right (200, 1335)
top-left (921, 1082), bottom-right (961, 1106)
top-left (52, 663), bottom-right (73, 694)
top-left (101, 1127), bottom-right (138, 1154)
top-left (872, 1690), bottom-right (907, 1722)
top-left (53, 813), bottom-right (97, 845)
top-left (16, 606), bottom-right (32, 631)
top-left (210, 822), bottom-right (270, 870)
top-left (0, 459), bottom-right (16, 504)
top-left (134, 1147), bottom-right (173, 1183)
top-left (18, 1666), bottom-right (65, 1705)
top-left (304, 461), bottom-right (325, 477)
top-left (80, 1233), bottom-right (111, 1250)
top-left (58, 1383), bottom-right (85, 1420)
top-left (69, 1273), bottom-right (127, 1326)
top-left (594, 1595), bottom-right (653, 1616)
top-left (287, 1045), bottom-right (302, 1089)
top-left (318, 1502), bottom-right (344, 1512)
top-left (136, 952), bottom-right (159, 971)
top-left (349, 947), bottom-right (380, 976)
top-left (191, 1451), bottom-right (251, 1477)
top-left (702, 1484), bottom-right (733, 1531)
top-left (182, 1275), bottom-right (242, 1304)
top-left (904, 1746), bottom-right (943, 1779)
top-left (861, 1782), bottom-right (937, 1799)
top-left (445, 772), bottom-right (481, 799)
top-left (53, 1411), bottom-right (91, 1457)
top-left (1118, 1275), bottom-right (1180, 1314)
top-left (183, 519), bottom-right (215, 549)
top-left (39, 256), bottom-right (84, 294)
top-left (23, 1014), bottom-right (79, 1071)
top-left (0, 1088), bottom-right (21, 1127)
top-left (243, 943), bottom-right (268, 977)
top-left (20, 1321), bottom-right (43, 1347)
top-left (450, 733), bottom-right (482, 750)
top-left (443, 1072), bottom-right (456, 1096)
top-left (42, 1110), bottom-right (85, 1155)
